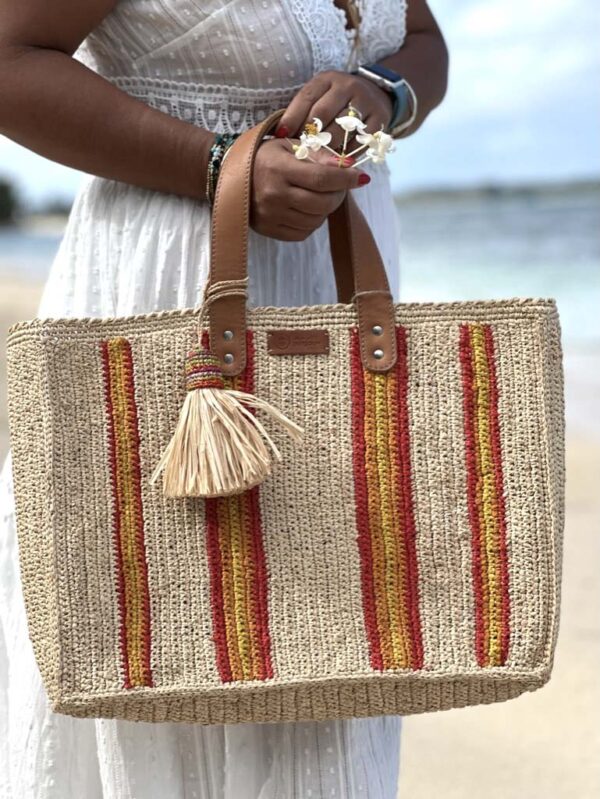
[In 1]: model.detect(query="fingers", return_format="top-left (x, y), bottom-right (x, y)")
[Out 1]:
top-left (361, 111), bottom-right (389, 135)
top-left (251, 198), bottom-right (326, 242)
top-left (310, 86), bottom-right (352, 133)
top-left (282, 207), bottom-right (327, 231)
top-left (275, 71), bottom-right (395, 147)
top-left (287, 156), bottom-right (369, 192)
top-left (250, 134), bottom-right (371, 243)
top-left (287, 185), bottom-right (346, 217)
top-left (275, 74), bottom-right (333, 138)
top-left (273, 222), bottom-right (327, 242)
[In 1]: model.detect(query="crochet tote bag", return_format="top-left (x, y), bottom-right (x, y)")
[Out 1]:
top-left (6, 110), bottom-right (565, 724)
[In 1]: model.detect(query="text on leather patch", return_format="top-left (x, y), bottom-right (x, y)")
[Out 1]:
top-left (267, 330), bottom-right (330, 356)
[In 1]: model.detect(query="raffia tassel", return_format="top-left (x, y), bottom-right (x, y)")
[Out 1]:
top-left (151, 347), bottom-right (303, 498)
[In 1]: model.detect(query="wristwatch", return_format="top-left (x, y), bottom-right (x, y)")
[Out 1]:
top-left (355, 63), bottom-right (417, 138)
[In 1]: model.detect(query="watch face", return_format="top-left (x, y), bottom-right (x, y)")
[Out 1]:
top-left (365, 63), bottom-right (403, 84)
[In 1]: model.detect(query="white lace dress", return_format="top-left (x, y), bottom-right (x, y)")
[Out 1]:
top-left (0, 2), bottom-right (407, 797)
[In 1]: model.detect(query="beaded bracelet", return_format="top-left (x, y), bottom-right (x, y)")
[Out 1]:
top-left (205, 133), bottom-right (240, 206)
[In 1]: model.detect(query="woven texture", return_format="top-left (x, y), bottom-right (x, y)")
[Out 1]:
top-left (6, 299), bottom-right (564, 723)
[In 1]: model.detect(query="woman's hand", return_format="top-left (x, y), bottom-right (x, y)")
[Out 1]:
top-left (274, 71), bottom-right (394, 149)
top-left (273, 0), bottom-right (450, 147)
top-left (250, 137), bottom-right (370, 242)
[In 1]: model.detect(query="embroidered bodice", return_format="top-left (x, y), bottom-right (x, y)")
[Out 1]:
top-left (76, 0), bottom-right (407, 132)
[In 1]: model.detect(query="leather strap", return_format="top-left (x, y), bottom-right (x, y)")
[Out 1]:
top-left (208, 108), bottom-right (397, 375)
top-left (327, 210), bottom-right (354, 304)
top-left (328, 198), bottom-right (397, 373)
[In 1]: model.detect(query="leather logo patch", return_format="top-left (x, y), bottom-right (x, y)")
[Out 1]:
top-left (267, 329), bottom-right (330, 356)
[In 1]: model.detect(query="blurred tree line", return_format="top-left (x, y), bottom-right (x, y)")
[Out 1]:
top-left (0, 176), bottom-right (72, 224)
top-left (0, 178), bottom-right (19, 225)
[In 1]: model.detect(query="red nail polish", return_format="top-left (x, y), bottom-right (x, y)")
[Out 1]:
top-left (358, 172), bottom-right (371, 186)
top-left (330, 155), bottom-right (355, 167)
top-left (275, 125), bottom-right (290, 138)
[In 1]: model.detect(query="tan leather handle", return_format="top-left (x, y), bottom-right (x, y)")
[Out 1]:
top-left (208, 108), bottom-right (397, 375)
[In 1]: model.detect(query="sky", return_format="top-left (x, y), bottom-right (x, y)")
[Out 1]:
top-left (0, 0), bottom-right (599, 205)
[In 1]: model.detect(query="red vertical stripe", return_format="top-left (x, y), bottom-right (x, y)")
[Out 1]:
top-left (351, 326), bottom-right (424, 671)
top-left (101, 338), bottom-right (153, 689)
top-left (238, 330), bottom-right (273, 679)
top-left (351, 330), bottom-right (384, 670)
top-left (121, 343), bottom-right (153, 686)
top-left (203, 330), bottom-right (273, 682)
top-left (101, 341), bottom-right (132, 690)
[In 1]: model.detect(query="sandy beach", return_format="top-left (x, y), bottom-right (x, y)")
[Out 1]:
top-left (1, 274), bottom-right (598, 798)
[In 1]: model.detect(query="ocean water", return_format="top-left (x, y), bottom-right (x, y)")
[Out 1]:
top-left (396, 190), bottom-right (600, 344)
top-left (0, 226), bottom-right (62, 277)
top-left (1, 189), bottom-right (598, 343)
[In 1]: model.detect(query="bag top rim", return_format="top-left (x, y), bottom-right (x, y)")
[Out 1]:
top-left (7, 297), bottom-right (558, 338)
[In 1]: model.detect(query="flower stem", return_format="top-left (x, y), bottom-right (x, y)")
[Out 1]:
top-left (322, 143), bottom-right (342, 157)
top-left (345, 142), bottom-right (369, 158)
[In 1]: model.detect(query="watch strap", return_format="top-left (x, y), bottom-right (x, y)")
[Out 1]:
top-left (357, 62), bottom-right (403, 84)
top-left (356, 63), bottom-right (417, 137)
top-left (388, 84), bottom-right (410, 130)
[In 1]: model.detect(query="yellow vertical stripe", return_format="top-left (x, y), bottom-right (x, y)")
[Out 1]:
top-left (227, 495), bottom-right (254, 680)
top-left (239, 494), bottom-right (263, 680)
top-left (374, 372), bottom-right (408, 669)
top-left (385, 369), bottom-right (411, 669)
top-left (109, 343), bottom-right (145, 684)
top-left (471, 326), bottom-right (503, 666)
top-left (363, 371), bottom-right (395, 668)
top-left (105, 339), bottom-right (150, 687)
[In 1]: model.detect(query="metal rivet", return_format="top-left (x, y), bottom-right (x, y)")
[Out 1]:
top-left (373, 348), bottom-right (384, 360)
top-left (223, 353), bottom-right (234, 364)
top-left (223, 330), bottom-right (234, 341)
top-left (372, 325), bottom-right (383, 336)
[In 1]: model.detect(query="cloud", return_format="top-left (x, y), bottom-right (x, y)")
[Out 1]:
top-left (439, 0), bottom-right (600, 116)
top-left (388, 0), bottom-right (600, 189)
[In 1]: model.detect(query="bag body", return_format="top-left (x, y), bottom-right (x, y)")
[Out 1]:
top-left (6, 111), bottom-right (565, 724)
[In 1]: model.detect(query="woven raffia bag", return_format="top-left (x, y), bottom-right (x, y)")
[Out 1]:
top-left (6, 110), bottom-right (565, 724)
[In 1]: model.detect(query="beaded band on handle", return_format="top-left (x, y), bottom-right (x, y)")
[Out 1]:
top-left (151, 270), bottom-right (303, 499)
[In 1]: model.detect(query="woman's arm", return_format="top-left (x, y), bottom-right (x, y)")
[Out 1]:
top-left (275, 0), bottom-right (448, 142)
top-left (378, 0), bottom-right (449, 134)
top-left (0, 0), bottom-right (372, 241)
top-left (0, 0), bottom-right (214, 199)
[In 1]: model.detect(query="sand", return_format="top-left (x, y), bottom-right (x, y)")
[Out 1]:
top-left (1, 275), bottom-right (598, 798)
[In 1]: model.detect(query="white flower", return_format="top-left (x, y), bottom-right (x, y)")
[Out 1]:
top-left (374, 130), bottom-right (395, 152)
top-left (355, 131), bottom-right (377, 147)
top-left (293, 143), bottom-right (311, 160)
top-left (364, 130), bottom-right (395, 163)
top-left (300, 117), bottom-right (332, 151)
top-left (335, 113), bottom-right (367, 134)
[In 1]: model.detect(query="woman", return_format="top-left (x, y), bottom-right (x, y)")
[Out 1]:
top-left (0, 1), bottom-right (447, 797)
